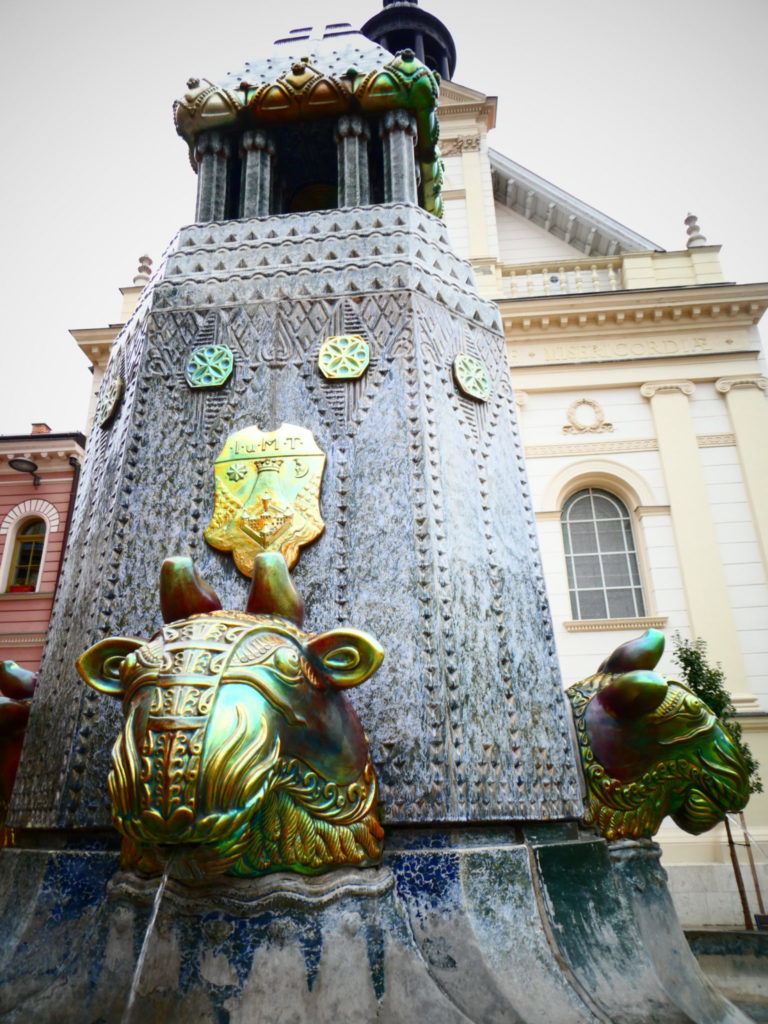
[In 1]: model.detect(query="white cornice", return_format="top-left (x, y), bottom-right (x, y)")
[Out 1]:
top-left (489, 149), bottom-right (659, 258)
top-left (500, 282), bottom-right (768, 337)
top-left (563, 616), bottom-right (668, 633)
top-left (439, 81), bottom-right (497, 130)
top-left (69, 324), bottom-right (123, 366)
top-left (0, 437), bottom-right (84, 466)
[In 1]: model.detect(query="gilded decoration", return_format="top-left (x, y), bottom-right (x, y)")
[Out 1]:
top-left (563, 398), bottom-right (613, 434)
top-left (318, 335), bottom-right (370, 380)
top-left (565, 630), bottom-right (749, 840)
top-left (76, 554), bottom-right (385, 881)
top-left (185, 344), bottom-right (234, 389)
top-left (96, 375), bottom-right (124, 428)
top-left (204, 423), bottom-right (325, 575)
top-left (452, 353), bottom-right (491, 402)
top-left (173, 78), bottom-right (244, 156)
top-left (173, 50), bottom-right (444, 217)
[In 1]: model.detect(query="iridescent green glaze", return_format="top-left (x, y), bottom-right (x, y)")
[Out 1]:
top-left (566, 630), bottom-right (750, 840)
top-left (76, 555), bottom-right (384, 882)
top-left (0, 661), bottom-right (37, 845)
top-left (318, 335), bottom-right (370, 380)
top-left (185, 344), bottom-right (234, 389)
top-left (174, 49), bottom-right (444, 217)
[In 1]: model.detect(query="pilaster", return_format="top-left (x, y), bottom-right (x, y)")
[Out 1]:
top-left (716, 375), bottom-right (768, 571)
top-left (640, 380), bottom-right (755, 706)
top-left (239, 130), bottom-right (275, 218)
top-left (460, 139), bottom-right (490, 259)
top-left (380, 110), bottom-right (418, 205)
top-left (194, 131), bottom-right (231, 222)
top-left (336, 116), bottom-right (370, 208)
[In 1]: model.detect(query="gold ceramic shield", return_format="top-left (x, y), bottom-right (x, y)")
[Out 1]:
top-left (204, 423), bottom-right (325, 575)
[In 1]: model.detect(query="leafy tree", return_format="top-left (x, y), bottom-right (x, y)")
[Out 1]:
top-left (672, 633), bottom-right (762, 794)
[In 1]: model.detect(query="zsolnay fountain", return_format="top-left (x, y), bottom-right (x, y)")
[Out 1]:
top-left (0, 5), bottom-right (753, 1021)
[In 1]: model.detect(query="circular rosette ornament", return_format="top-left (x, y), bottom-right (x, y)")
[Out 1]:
top-left (452, 353), bottom-right (491, 402)
top-left (318, 335), bottom-right (370, 380)
top-left (185, 345), bottom-right (234, 389)
top-left (96, 375), bottom-right (125, 428)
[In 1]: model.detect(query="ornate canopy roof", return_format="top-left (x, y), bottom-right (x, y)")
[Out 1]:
top-left (173, 26), bottom-right (444, 216)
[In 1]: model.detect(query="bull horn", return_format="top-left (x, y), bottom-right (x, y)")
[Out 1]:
top-left (160, 557), bottom-right (222, 623)
top-left (598, 669), bottom-right (668, 718)
top-left (597, 628), bottom-right (664, 674)
top-left (246, 553), bottom-right (304, 626)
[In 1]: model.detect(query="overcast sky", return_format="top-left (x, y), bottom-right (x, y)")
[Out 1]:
top-left (1, 0), bottom-right (765, 436)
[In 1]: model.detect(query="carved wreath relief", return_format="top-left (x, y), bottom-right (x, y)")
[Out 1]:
top-left (204, 423), bottom-right (325, 575)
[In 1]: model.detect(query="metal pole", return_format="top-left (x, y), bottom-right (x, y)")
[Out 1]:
top-left (725, 816), bottom-right (753, 930)
top-left (739, 812), bottom-right (766, 917)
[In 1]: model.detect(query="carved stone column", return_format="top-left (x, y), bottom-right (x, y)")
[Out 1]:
top-left (336, 116), bottom-right (370, 208)
top-left (380, 110), bottom-right (418, 205)
top-left (640, 380), bottom-right (754, 705)
top-left (194, 131), bottom-right (231, 222)
top-left (716, 374), bottom-right (768, 570)
top-left (240, 130), bottom-right (275, 218)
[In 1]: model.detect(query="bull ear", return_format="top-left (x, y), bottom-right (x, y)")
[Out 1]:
top-left (598, 629), bottom-right (665, 674)
top-left (598, 669), bottom-right (668, 718)
top-left (306, 629), bottom-right (384, 689)
top-left (75, 637), bottom-right (144, 698)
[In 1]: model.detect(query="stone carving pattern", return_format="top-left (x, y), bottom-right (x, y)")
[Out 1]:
top-left (419, 342), bottom-right (466, 813)
top-left (151, 206), bottom-right (499, 334)
top-left (419, 308), bottom-right (503, 813)
top-left (422, 318), bottom-right (494, 455)
top-left (399, 341), bottom-right (440, 818)
top-left (417, 298), bottom-right (576, 818)
top-left (70, 322), bottom-right (159, 823)
top-left (441, 137), bottom-right (481, 157)
top-left (66, 307), bottom-right (282, 821)
top-left (20, 314), bottom-right (151, 825)
top-left (15, 221), bottom-right (575, 826)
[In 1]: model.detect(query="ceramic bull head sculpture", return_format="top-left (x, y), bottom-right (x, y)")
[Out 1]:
top-left (76, 553), bottom-right (384, 882)
top-left (566, 629), bottom-right (749, 841)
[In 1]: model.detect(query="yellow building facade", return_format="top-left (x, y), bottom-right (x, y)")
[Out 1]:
top-left (437, 80), bottom-right (768, 927)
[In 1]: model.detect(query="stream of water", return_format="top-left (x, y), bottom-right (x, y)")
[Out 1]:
top-left (121, 860), bottom-right (172, 1024)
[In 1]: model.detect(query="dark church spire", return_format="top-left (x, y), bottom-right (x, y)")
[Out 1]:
top-left (361, 1), bottom-right (457, 80)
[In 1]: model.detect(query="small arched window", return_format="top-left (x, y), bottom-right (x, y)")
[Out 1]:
top-left (6, 518), bottom-right (46, 592)
top-left (561, 488), bottom-right (645, 620)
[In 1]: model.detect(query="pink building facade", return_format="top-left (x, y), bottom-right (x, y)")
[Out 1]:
top-left (0, 426), bottom-right (85, 672)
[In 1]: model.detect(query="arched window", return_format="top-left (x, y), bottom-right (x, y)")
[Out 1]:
top-left (561, 489), bottom-right (645, 620)
top-left (6, 518), bottom-right (46, 592)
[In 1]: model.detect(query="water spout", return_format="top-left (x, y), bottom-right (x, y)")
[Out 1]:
top-left (121, 860), bottom-right (172, 1024)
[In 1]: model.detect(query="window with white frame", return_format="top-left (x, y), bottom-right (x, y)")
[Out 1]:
top-left (561, 488), bottom-right (645, 620)
top-left (6, 518), bottom-right (47, 592)
top-left (0, 500), bottom-right (59, 595)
